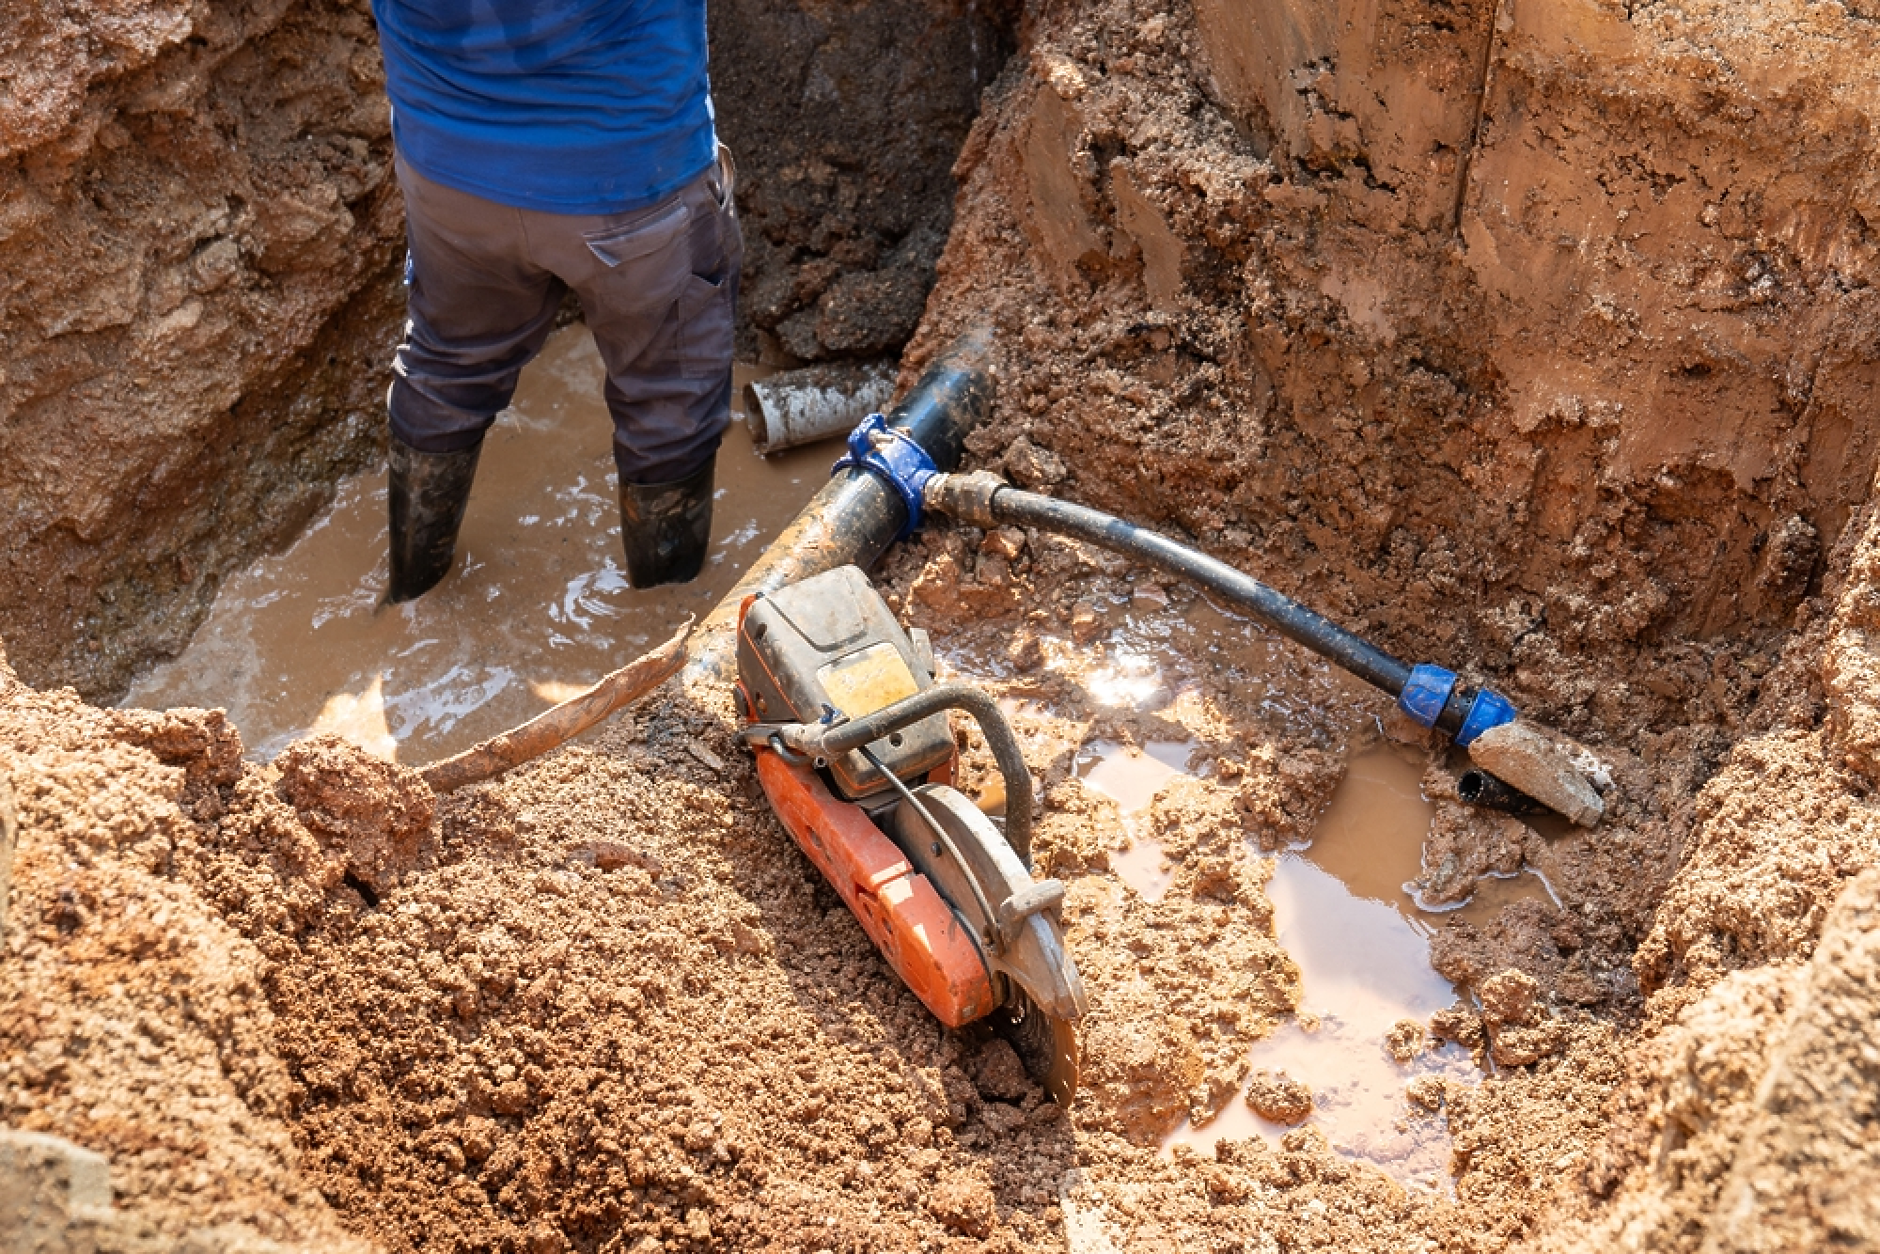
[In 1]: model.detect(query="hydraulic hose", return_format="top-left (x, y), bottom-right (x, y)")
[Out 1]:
top-left (999, 491), bottom-right (1411, 697)
top-left (923, 471), bottom-right (1507, 743)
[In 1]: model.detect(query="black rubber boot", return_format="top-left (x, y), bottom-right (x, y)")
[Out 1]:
top-left (386, 436), bottom-right (483, 603)
top-left (618, 455), bottom-right (715, 588)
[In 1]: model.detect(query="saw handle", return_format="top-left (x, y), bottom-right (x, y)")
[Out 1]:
top-left (775, 682), bottom-right (1034, 865)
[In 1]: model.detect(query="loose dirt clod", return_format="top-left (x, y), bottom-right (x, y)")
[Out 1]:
top-left (1245, 1071), bottom-right (1314, 1126)
top-left (927, 1168), bottom-right (998, 1237)
top-left (1386, 1019), bottom-right (1426, 1064)
top-left (275, 733), bottom-right (435, 894)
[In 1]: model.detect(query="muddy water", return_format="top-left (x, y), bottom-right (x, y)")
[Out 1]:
top-left (1163, 747), bottom-right (1550, 1183)
top-left (1074, 738), bottom-right (1202, 901)
top-left (1084, 741), bottom-right (1553, 1182)
top-left (1054, 596), bottom-right (1554, 1184)
top-left (124, 325), bottom-right (829, 762)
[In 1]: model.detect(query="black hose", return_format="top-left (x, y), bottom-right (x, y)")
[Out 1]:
top-left (982, 489), bottom-right (1415, 699)
top-left (1457, 769), bottom-right (1544, 816)
top-left (810, 682), bottom-right (1033, 864)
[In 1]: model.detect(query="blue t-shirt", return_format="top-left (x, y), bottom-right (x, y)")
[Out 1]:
top-left (373, 0), bottom-right (717, 215)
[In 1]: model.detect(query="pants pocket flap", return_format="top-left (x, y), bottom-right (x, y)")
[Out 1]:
top-left (583, 199), bottom-right (690, 268)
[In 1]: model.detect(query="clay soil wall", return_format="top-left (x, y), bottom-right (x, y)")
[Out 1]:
top-left (0, 0), bottom-right (406, 704)
top-left (0, 0), bottom-right (1007, 706)
top-left (897, 0), bottom-right (1880, 1243)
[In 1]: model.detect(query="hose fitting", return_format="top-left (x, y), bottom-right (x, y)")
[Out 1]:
top-left (1397, 664), bottom-right (1458, 729)
top-left (923, 470), bottom-right (1007, 530)
top-left (1456, 688), bottom-right (1518, 747)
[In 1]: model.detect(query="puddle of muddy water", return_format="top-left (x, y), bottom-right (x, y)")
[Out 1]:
top-left (1072, 738), bottom-right (1202, 901)
top-left (1156, 744), bottom-right (1553, 1183)
top-left (948, 553), bottom-right (1558, 1184)
top-left (124, 325), bottom-right (830, 762)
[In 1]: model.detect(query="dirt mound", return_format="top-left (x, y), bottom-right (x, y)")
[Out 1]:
top-left (0, 659), bottom-right (365, 1250)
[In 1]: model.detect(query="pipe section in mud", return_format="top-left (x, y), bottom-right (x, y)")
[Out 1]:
top-left (682, 328), bottom-right (993, 685)
top-left (746, 362), bottom-right (897, 456)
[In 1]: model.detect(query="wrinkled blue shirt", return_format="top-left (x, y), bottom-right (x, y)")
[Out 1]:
top-left (373, 0), bottom-right (716, 214)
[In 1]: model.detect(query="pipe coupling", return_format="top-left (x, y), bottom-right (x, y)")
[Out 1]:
top-left (833, 413), bottom-right (939, 540)
top-left (922, 470), bottom-right (1008, 530)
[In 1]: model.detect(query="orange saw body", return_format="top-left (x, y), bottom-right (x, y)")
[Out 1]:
top-left (750, 747), bottom-right (995, 1027)
top-left (733, 566), bottom-right (1087, 1104)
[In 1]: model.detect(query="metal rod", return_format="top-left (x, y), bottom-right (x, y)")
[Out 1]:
top-left (810, 681), bottom-right (1033, 865)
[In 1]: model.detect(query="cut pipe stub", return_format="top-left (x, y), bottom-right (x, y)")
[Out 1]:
top-left (745, 362), bottom-right (897, 456)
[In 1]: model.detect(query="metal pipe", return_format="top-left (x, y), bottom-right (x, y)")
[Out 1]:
top-left (682, 328), bottom-right (993, 686)
top-left (746, 362), bottom-right (897, 455)
top-left (1456, 769), bottom-right (1544, 816)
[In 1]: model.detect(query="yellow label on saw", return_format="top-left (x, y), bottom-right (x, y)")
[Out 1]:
top-left (818, 642), bottom-right (921, 719)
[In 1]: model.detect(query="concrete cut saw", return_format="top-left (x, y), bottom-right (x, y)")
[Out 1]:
top-left (732, 564), bottom-right (1087, 1104)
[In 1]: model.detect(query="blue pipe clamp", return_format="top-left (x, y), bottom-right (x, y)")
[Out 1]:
top-left (1397, 663), bottom-right (1517, 747)
top-left (833, 413), bottom-right (938, 540)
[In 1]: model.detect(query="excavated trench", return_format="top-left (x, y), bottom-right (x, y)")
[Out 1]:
top-left (7, 0), bottom-right (1880, 1252)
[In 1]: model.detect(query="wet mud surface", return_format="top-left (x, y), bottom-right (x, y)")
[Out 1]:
top-left (5, 523), bottom-right (1607, 1253)
top-left (125, 325), bottom-right (826, 766)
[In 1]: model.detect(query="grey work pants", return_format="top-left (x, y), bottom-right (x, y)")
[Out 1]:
top-left (388, 148), bottom-right (742, 486)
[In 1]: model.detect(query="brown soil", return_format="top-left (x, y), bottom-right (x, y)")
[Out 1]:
top-left (0, 0), bottom-right (406, 704)
top-left (8, 0), bottom-right (1880, 1250)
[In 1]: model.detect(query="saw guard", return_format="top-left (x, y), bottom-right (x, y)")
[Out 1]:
top-left (752, 747), bottom-right (997, 1028)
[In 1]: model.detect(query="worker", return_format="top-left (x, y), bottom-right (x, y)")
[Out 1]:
top-left (371, 0), bottom-right (740, 602)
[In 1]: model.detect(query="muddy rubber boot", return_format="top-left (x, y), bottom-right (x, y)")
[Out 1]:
top-left (386, 437), bottom-right (483, 603)
top-left (618, 456), bottom-right (715, 588)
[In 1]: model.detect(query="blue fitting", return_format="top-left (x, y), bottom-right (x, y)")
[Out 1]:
top-left (1398, 663), bottom-right (1457, 729)
top-left (1455, 688), bottom-right (1517, 747)
top-left (832, 413), bottom-right (938, 541)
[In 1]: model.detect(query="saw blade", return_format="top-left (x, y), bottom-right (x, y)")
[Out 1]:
top-left (887, 783), bottom-right (1087, 1103)
top-left (995, 987), bottom-right (1082, 1108)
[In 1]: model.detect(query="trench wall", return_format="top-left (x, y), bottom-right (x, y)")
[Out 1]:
top-left (906, 0), bottom-right (1880, 1243)
top-left (0, 0), bottom-right (1008, 706)
top-left (915, 0), bottom-right (1880, 738)
top-left (0, 0), bottom-right (405, 704)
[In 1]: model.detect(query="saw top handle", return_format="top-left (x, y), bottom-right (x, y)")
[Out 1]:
top-left (745, 682), bottom-right (1035, 865)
